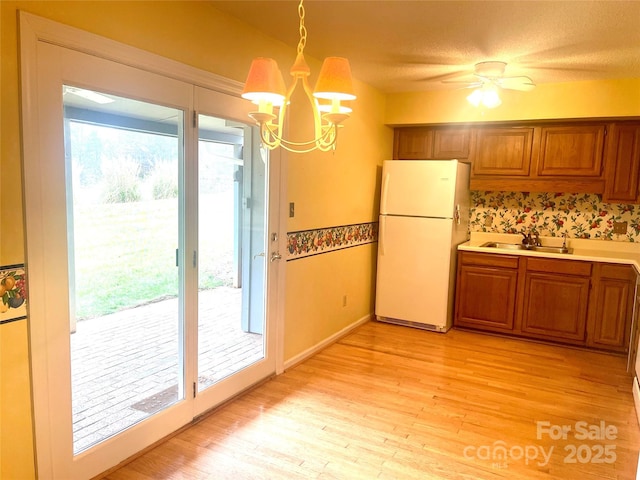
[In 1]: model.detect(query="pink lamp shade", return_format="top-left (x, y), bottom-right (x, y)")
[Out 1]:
top-left (241, 57), bottom-right (286, 105)
top-left (313, 57), bottom-right (356, 101)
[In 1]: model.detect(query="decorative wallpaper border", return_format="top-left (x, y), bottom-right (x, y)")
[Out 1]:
top-left (0, 264), bottom-right (27, 325)
top-left (470, 191), bottom-right (640, 242)
top-left (287, 222), bottom-right (378, 260)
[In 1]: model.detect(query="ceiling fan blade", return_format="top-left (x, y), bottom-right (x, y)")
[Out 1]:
top-left (419, 69), bottom-right (471, 82)
top-left (442, 79), bottom-right (483, 86)
top-left (498, 76), bottom-right (536, 91)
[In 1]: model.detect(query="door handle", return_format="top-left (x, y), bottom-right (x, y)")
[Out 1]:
top-left (270, 252), bottom-right (282, 262)
top-left (253, 252), bottom-right (265, 260)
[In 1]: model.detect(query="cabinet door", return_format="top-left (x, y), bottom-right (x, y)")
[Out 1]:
top-left (455, 265), bottom-right (518, 331)
top-left (393, 128), bottom-right (433, 159)
top-left (588, 264), bottom-right (635, 352)
top-left (537, 125), bottom-right (605, 177)
top-left (603, 123), bottom-right (640, 203)
top-left (471, 127), bottom-right (534, 176)
top-left (521, 272), bottom-right (590, 343)
top-left (432, 128), bottom-right (470, 159)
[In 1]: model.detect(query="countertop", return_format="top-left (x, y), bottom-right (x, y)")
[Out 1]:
top-left (459, 232), bottom-right (640, 274)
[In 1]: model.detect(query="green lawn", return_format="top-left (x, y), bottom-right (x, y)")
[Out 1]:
top-left (73, 196), bottom-right (232, 319)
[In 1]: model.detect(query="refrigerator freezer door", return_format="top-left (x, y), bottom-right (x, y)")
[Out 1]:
top-left (375, 215), bottom-right (455, 329)
top-left (380, 160), bottom-right (458, 218)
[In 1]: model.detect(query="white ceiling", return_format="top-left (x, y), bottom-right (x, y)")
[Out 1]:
top-left (210, 0), bottom-right (640, 93)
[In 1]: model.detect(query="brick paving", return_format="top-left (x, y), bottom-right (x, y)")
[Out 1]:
top-left (70, 287), bottom-right (263, 453)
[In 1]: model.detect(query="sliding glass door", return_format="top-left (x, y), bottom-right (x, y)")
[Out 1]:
top-left (22, 25), bottom-right (280, 479)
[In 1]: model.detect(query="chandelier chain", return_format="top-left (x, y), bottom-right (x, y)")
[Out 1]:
top-left (297, 0), bottom-right (307, 55)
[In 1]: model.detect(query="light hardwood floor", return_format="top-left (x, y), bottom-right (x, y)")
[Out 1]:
top-left (103, 321), bottom-right (640, 479)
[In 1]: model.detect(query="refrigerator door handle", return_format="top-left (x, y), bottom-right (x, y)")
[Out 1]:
top-left (381, 172), bottom-right (390, 213)
top-left (379, 215), bottom-right (386, 256)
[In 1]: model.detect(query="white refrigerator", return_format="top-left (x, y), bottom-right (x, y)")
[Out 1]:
top-left (375, 159), bottom-right (470, 332)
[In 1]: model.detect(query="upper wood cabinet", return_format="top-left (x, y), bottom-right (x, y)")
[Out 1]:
top-left (393, 127), bottom-right (470, 160)
top-left (432, 128), bottom-right (470, 159)
top-left (393, 118), bottom-right (640, 199)
top-left (469, 122), bottom-right (607, 192)
top-left (537, 125), bottom-right (605, 177)
top-left (393, 127), bottom-right (432, 159)
top-left (603, 123), bottom-right (640, 203)
top-left (470, 127), bottom-right (534, 176)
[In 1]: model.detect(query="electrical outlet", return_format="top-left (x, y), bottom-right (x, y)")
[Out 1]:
top-left (484, 216), bottom-right (493, 227)
top-left (613, 221), bottom-right (627, 234)
top-left (289, 202), bottom-right (295, 218)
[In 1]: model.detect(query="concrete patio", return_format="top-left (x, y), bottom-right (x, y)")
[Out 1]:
top-left (70, 286), bottom-right (263, 453)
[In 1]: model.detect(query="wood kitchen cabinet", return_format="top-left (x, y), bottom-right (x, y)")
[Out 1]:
top-left (454, 251), bottom-right (635, 354)
top-left (469, 122), bottom-right (607, 193)
top-left (394, 118), bottom-right (640, 200)
top-left (587, 263), bottom-right (635, 352)
top-left (454, 252), bottom-right (519, 332)
top-left (469, 127), bottom-right (534, 176)
top-left (519, 257), bottom-right (592, 344)
top-left (393, 126), bottom-right (470, 160)
top-left (537, 124), bottom-right (605, 177)
top-left (603, 123), bottom-right (640, 203)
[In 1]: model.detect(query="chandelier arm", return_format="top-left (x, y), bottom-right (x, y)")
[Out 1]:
top-left (261, 121), bottom-right (337, 149)
top-left (259, 115), bottom-right (338, 153)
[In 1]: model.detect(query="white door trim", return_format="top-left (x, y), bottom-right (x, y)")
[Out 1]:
top-left (19, 11), bottom-right (244, 96)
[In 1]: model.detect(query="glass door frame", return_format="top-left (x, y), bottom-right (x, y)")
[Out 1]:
top-left (20, 12), bottom-right (286, 480)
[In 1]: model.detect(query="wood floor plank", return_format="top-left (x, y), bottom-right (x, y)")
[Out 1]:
top-left (104, 321), bottom-right (640, 479)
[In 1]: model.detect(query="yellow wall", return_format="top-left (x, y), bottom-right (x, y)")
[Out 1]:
top-left (385, 78), bottom-right (640, 125)
top-left (1, 1), bottom-right (390, 478)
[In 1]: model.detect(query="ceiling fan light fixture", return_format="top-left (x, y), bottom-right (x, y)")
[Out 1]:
top-left (467, 84), bottom-right (502, 109)
top-left (466, 88), bottom-right (483, 107)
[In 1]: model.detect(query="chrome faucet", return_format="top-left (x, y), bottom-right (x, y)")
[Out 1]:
top-left (533, 232), bottom-right (542, 246)
top-left (521, 230), bottom-right (542, 247)
top-left (521, 231), bottom-right (533, 246)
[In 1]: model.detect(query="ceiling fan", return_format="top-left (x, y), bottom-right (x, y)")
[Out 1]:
top-left (443, 61), bottom-right (535, 108)
top-left (444, 61), bottom-right (536, 92)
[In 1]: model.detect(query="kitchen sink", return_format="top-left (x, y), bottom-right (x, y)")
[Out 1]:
top-left (480, 241), bottom-right (573, 254)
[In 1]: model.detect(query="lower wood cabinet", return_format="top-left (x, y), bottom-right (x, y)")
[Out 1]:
top-left (455, 253), bottom-right (518, 331)
top-left (587, 263), bottom-right (636, 352)
top-left (454, 251), bottom-right (635, 353)
top-left (520, 258), bottom-right (591, 344)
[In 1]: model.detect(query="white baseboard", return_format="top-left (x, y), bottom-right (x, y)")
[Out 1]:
top-left (283, 314), bottom-right (372, 371)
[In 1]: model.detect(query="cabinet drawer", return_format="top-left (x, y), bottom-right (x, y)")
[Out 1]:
top-left (599, 263), bottom-right (636, 281)
top-left (525, 257), bottom-right (591, 276)
top-left (460, 251), bottom-right (519, 268)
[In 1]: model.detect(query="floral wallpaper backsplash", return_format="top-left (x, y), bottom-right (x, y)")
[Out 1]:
top-left (287, 222), bottom-right (378, 260)
top-left (470, 191), bottom-right (640, 242)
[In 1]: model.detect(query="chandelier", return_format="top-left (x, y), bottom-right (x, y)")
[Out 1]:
top-left (241, 0), bottom-right (356, 153)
